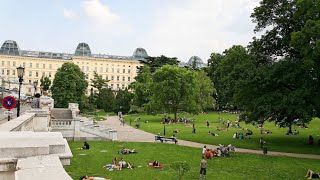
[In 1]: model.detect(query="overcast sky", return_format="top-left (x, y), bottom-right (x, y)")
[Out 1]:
top-left (0, 0), bottom-right (259, 63)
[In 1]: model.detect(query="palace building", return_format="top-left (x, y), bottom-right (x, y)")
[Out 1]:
top-left (0, 40), bottom-right (146, 96)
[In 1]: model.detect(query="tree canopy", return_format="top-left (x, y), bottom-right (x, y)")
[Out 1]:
top-left (51, 62), bottom-right (88, 108)
top-left (149, 65), bottom-right (200, 120)
top-left (40, 76), bottom-right (51, 92)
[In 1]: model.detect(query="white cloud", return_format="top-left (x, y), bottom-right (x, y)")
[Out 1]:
top-left (143, 0), bottom-right (259, 62)
top-left (63, 8), bottom-right (76, 19)
top-left (82, 0), bottom-right (119, 27)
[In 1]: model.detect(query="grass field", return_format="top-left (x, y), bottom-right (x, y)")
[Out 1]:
top-left (125, 112), bottom-right (320, 154)
top-left (65, 141), bottom-right (319, 180)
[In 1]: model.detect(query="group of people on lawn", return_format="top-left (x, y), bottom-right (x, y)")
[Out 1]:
top-left (202, 145), bottom-right (223, 158)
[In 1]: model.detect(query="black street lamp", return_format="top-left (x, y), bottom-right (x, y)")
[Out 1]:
top-left (33, 80), bottom-right (38, 96)
top-left (16, 66), bottom-right (25, 117)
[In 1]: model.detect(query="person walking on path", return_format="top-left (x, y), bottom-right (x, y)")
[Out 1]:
top-left (202, 145), bottom-right (207, 155)
top-left (192, 124), bottom-right (196, 134)
top-left (199, 156), bottom-right (207, 180)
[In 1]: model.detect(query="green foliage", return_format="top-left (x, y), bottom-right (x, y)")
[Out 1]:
top-left (207, 45), bottom-right (253, 110)
top-left (51, 62), bottom-right (88, 108)
top-left (130, 66), bottom-right (152, 107)
top-left (40, 76), bottom-right (51, 91)
top-left (98, 88), bottom-right (115, 112)
top-left (91, 71), bottom-right (109, 92)
top-left (113, 88), bottom-right (133, 114)
top-left (150, 65), bottom-right (200, 120)
top-left (140, 55), bottom-right (180, 73)
top-left (170, 161), bottom-right (190, 180)
top-left (195, 70), bottom-right (215, 110)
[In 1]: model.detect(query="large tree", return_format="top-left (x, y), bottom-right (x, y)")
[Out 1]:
top-left (207, 45), bottom-right (252, 110)
top-left (236, 0), bottom-right (319, 129)
top-left (130, 66), bottom-right (152, 107)
top-left (195, 70), bottom-right (215, 111)
top-left (51, 62), bottom-right (88, 108)
top-left (139, 55), bottom-right (180, 74)
top-left (149, 65), bottom-right (200, 120)
top-left (113, 88), bottom-right (133, 114)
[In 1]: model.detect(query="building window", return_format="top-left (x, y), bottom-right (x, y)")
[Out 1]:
top-left (123, 69), bottom-right (125, 73)
top-left (111, 84), bottom-right (114, 89)
top-left (111, 76), bottom-right (114, 80)
top-left (105, 68), bottom-right (108, 72)
top-left (49, 72), bottom-right (52, 77)
top-left (36, 63), bottom-right (39, 68)
top-left (49, 64), bottom-right (52, 69)
top-left (86, 66), bottom-right (89, 72)
top-left (112, 68), bottom-right (114, 73)
top-left (82, 66), bottom-right (84, 71)
top-left (100, 67), bottom-right (103, 73)
top-left (128, 77), bottom-right (131, 81)
top-left (12, 70), bottom-right (15, 75)
top-left (30, 63), bottom-right (32, 68)
top-left (117, 68), bottom-right (120, 73)
top-left (128, 69), bottom-right (131, 73)
top-left (7, 61), bottom-right (10, 66)
top-left (42, 72), bottom-right (45, 77)
top-left (85, 74), bottom-right (88, 79)
top-left (23, 62), bottom-right (26, 67)
top-left (36, 72), bottom-right (39, 77)
top-left (123, 65), bottom-right (125, 67)
top-left (122, 84), bottom-right (125, 89)
top-left (122, 76), bottom-right (125, 81)
top-left (29, 71), bottom-right (32, 76)
top-left (117, 84), bottom-right (119, 89)
top-left (7, 70), bottom-right (10, 75)
top-left (29, 80), bottom-right (31, 84)
top-left (94, 67), bottom-right (97, 71)
top-left (1, 70), bottom-right (4, 75)
top-left (106, 76), bottom-right (108, 80)
top-left (13, 62), bottom-right (16, 66)
top-left (117, 76), bottom-right (119, 81)
top-left (1, 61), bottom-right (4, 66)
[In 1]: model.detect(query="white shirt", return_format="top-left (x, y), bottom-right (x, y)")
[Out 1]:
top-left (233, 134), bottom-right (237, 138)
top-left (202, 148), bottom-right (206, 154)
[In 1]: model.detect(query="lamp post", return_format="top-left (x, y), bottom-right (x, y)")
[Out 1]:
top-left (16, 66), bottom-right (25, 117)
top-left (33, 80), bottom-right (38, 96)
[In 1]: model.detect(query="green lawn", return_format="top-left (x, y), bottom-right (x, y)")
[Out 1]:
top-left (82, 110), bottom-right (116, 121)
top-left (125, 112), bottom-right (320, 154)
top-left (65, 141), bottom-right (319, 180)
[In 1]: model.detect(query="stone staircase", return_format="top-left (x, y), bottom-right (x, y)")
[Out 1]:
top-left (79, 118), bottom-right (117, 141)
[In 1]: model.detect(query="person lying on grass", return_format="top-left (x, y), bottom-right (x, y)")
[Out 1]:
top-left (120, 148), bottom-right (136, 154)
top-left (148, 160), bottom-right (163, 168)
top-left (119, 158), bottom-right (133, 170)
top-left (80, 175), bottom-right (111, 180)
top-left (78, 142), bottom-right (90, 150)
top-left (305, 169), bottom-right (320, 179)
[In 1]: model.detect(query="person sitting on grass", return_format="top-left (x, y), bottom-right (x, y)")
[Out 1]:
top-left (120, 148), bottom-right (136, 154)
top-left (119, 158), bottom-right (133, 170)
top-left (246, 130), bottom-right (253, 136)
top-left (153, 160), bottom-right (160, 167)
top-left (233, 133), bottom-right (238, 139)
top-left (239, 133), bottom-right (245, 139)
top-left (305, 169), bottom-right (320, 179)
top-left (78, 142), bottom-right (90, 150)
top-left (293, 130), bottom-right (299, 135)
top-left (205, 149), bottom-right (213, 159)
top-left (112, 157), bottom-right (117, 165)
top-left (173, 129), bottom-right (180, 133)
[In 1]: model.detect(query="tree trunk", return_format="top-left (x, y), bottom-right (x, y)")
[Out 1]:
top-left (174, 111), bottom-right (177, 122)
top-left (288, 125), bottom-right (292, 134)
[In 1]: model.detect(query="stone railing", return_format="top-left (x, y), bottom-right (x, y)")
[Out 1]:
top-left (80, 121), bottom-right (118, 141)
top-left (50, 119), bottom-right (80, 141)
top-left (0, 113), bottom-right (36, 132)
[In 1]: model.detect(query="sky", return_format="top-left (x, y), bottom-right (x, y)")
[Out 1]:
top-left (0, 0), bottom-right (260, 63)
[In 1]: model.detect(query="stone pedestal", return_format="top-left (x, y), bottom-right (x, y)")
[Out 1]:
top-left (26, 109), bottom-right (50, 132)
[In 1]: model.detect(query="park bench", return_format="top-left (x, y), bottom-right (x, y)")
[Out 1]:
top-left (155, 135), bottom-right (178, 144)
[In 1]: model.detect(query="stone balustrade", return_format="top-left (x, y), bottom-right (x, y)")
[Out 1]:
top-left (0, 113), bottom-right (36, 132)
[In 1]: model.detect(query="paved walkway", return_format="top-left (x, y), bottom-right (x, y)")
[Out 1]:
top-left (98, 116), bottom-right (320, 160)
